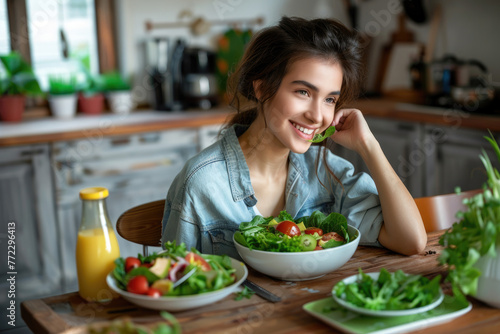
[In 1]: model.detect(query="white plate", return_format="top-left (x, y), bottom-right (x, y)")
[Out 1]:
top-left (106, 257), bottom-right (248, 311)
top-left (332, 272), bottom-right (444, 317)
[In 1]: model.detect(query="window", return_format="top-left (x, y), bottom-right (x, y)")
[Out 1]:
top-left (2, 0), bottom-right (117, 94)
top-left (0, 0), bottom-right (9, 54)
top-left (26, 0), bottom-right (99, 90)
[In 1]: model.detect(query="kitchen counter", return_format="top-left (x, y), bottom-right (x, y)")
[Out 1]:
top-left (0, 108), bottom-right (233, 147)
top-left (353, 98), bottom-right (500, 132)
top-left (1, 99), bottom-right (500, 147)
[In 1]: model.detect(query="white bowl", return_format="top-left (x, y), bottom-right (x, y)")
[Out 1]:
top-left (332, 271), bottom-right (444, 317)
top-left (106, 257), bottom-right (248, 311)
top-left (234, 225), bottom-right (360, 281)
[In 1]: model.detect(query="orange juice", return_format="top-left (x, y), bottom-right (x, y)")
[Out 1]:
top-left (76, 227), bottom-right (120, 301)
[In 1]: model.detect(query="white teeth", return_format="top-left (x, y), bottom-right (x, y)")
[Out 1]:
top-left (293, 123), bottom-right (314, 135)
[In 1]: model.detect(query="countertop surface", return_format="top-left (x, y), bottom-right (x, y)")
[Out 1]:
top-left (1, 99), bottom-right (500, 147)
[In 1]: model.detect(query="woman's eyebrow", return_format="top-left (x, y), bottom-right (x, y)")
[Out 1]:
top-left (291, 80), bottom-right (340, 95)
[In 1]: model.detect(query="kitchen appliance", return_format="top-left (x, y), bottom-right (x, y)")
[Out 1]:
top-left (147, 39), bottom-right (218, 110)
top-left (422, 55), bottom-right (494, 110)
top-left (147, 38), bottom-right (185, 111)
top-left (180, 47), bottom-right (218, 110)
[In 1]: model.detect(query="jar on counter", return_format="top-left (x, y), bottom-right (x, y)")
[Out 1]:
top-left (76, 187), bottom-right (120, 302)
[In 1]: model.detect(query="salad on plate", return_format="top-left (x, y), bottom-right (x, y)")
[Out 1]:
top-left (112, 241), bottom-right (237, 297)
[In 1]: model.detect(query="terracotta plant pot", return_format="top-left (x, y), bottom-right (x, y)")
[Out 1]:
top-left (0, 95), bottom-right (26, 122)
top-left (78, 93), bottom-right (104, 115)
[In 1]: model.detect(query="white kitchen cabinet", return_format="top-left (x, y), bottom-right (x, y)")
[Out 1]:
top-left (423, 125), bottom-right (499, 196)
top-left (0, 144), bottom-right (60, 331)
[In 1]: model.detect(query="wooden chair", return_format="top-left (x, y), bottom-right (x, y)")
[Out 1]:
top-left (116, 199), bottom-right (165, 256)
top-left (414, 189), bottom-right (483, 232)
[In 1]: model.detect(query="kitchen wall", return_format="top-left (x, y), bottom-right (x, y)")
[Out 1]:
top-left (115, 0), bottom-right (500, 105)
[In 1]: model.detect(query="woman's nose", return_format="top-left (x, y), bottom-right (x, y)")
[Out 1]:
top-left (305, 100), bottom-right (323, 124)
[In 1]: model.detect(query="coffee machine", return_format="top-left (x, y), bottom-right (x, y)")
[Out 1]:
top-left (147, 38), bottom-right (218, 111)
top-left (180, 47), bottom-right (218, 110)
top-left (147, 38), bottom-right (184, 111)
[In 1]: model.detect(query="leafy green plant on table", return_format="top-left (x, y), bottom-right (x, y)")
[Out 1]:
top-left (0, 51), bottom-right (42, 96)
top-left (439, 132), bottom-right (500, 302)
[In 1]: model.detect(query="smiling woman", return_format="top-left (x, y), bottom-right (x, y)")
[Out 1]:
top-left (162, 16), bottom-right (427, 261)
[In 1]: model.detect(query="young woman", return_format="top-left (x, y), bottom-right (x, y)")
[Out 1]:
top-left (161, 16), bottom-right (427, 259)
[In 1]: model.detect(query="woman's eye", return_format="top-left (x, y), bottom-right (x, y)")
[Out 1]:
top-left (297, 90), bottom-right (309, 96)
top-left (325, 97), bottom-right (337, 104)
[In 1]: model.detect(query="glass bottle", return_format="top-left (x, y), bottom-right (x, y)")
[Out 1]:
top-left (75, 187), bottom-right (120, 302)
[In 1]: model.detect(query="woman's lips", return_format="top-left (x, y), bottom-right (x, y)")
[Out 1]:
top-left (290, 121), bottom-right (317, 139)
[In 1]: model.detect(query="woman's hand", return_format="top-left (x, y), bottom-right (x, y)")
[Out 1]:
top-left (330, 108), bottom-right (376, 155)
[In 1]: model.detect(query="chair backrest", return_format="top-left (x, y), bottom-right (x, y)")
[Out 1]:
top-left (116, 199), bottom-right (165, 255)
top-left (414, 189), bottom-right (483, 232)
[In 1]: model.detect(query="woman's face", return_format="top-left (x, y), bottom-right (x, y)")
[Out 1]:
top-left (259, 57), bottom-right (343, 154)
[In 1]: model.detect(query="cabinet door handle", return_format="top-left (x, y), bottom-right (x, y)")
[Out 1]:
top-left (397, 124), bottom-right (415, 132)
top-left (20, 149), bottom-right (45, 156)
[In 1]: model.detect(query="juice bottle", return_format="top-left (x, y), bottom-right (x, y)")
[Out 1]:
top-left (76, 187), bottom-right (120, 302)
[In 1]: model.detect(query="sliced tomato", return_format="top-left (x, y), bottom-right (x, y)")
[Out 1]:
top-left (125, 257), bottom-right (141, 272)
top-left (146, 288), bottom-right (162, 298)
top-left (304, 227), bottom-right (323, 236)
top-left (275, 220), bottom-right (301, 237)
top-left (185, 252), bottom-right (211, 271)
top-left (322, 232), bottom-right (345, 242)
top-left (126, 275), bottom-right (149, 295)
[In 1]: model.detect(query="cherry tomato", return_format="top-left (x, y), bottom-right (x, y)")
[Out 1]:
top-left (146, 288), bottom-right (162, 298)
top-left (275, 220), bottom-right (301, 237)
top-left (127, 275), bottom-right (149, 295)
top-left (185, 252), bottom-right (211, 271)
top-left (140, 262), bottom-right (153, 269)
top-left (125, 257), bottom-right (141, 272)
top-left (322, 232), bottom-right (345, 242)
top-left (304, 227), bottom-right (323, 236)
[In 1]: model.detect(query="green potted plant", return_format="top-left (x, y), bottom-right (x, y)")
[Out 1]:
top-left (48, 74), bottom-right (78, 119)
top-left (0, 51), bottom-right (42, 122)
top-left (439, 132), bottom-right (500, 308)
top-left (77, 71), bottom-right (105, 115)
top-left (101, 71), bottom-right (134, 114)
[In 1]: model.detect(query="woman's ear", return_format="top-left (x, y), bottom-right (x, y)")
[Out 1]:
top-left (252, 80), bottom-right (263, 101)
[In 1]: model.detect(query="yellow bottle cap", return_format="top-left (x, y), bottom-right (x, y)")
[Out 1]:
top-left (79, 187), bottom-right (109, 200)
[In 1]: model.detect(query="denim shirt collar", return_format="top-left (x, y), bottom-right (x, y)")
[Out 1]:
top-left (221, 125), bottom-right (257, 207)
top-left (221, 124), bottom-right (312, 217)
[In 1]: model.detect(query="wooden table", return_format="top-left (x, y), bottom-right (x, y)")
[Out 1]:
top-left (21, 231), bottom-right (500, 334)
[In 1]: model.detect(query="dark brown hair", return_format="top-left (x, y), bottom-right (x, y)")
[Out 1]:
top-left (224, 16), bottom-right (365, 186)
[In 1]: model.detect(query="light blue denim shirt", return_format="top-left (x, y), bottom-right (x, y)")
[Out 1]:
top-left (161, 124), bottom-right (383, 259)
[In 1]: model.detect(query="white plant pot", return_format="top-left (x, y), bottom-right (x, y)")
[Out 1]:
top-left (49, 94), bottom-right (77, 119)
top-left (474, 245), bottom-right (500, 308)
top-left (107, 91), bottom-right (134, 114)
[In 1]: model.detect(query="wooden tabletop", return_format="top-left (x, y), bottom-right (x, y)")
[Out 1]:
top-left (21, 231), bottom-right (500, 334)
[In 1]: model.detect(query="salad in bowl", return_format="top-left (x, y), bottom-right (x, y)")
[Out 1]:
top-left (233, 210), bottom-right (360, 281)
